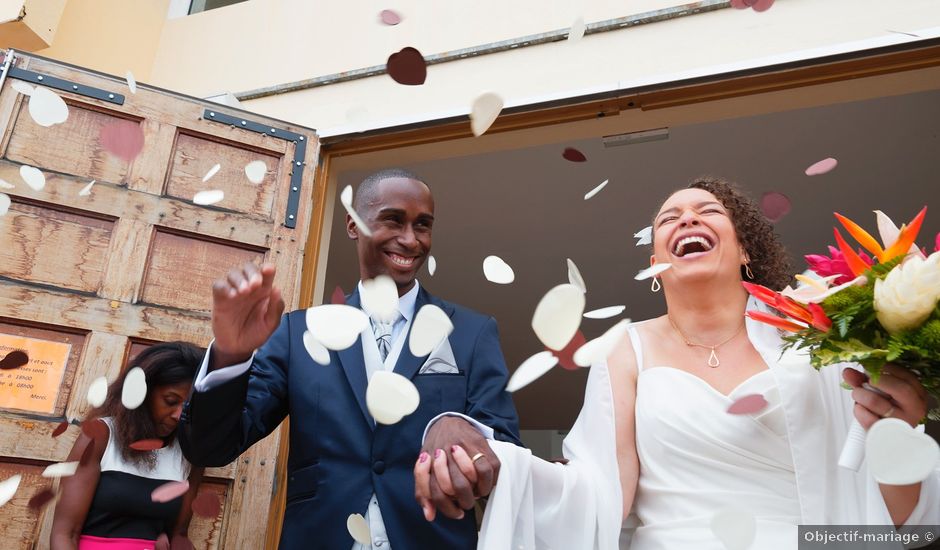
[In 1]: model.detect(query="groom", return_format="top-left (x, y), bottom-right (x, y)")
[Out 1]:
top-left (179, 169), bottom-right (521, 549)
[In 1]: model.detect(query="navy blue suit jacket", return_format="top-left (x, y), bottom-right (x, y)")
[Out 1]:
top-left (179, 286), bottom-right (522, 550)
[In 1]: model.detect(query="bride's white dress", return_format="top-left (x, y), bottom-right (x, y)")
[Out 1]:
top-left (477, 298), bottom-right (940, 550)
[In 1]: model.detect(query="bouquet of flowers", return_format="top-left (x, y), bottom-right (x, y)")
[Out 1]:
top-left (742, 206), bottom-right (940, 469)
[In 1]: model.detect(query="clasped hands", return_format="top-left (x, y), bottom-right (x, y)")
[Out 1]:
top-left (414, 416), bottom-right (499, 521)
top-left (842, 363), bottom-right (929, 430)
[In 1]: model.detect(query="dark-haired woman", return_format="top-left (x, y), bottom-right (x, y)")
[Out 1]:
top-left (418, 177), bottom-right (940, 549)
top-left (51, 342), bottom-right (204, 550)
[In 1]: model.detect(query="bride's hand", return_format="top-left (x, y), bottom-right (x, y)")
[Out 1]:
top-left (842, 363), bottom-right (928, 429)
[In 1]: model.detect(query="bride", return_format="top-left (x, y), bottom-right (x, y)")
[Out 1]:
top-left (415, 177), bottom-right (939, 549)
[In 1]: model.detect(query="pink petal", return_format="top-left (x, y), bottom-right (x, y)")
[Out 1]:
top-left (805, 157), bottom-right (838, 176)
top-left (550, 330), bottom-right (586, 371)
top-left (727, 394), bottom-right (768, 415)
top-left (562, 147), bottom-right (587, 162)
top-left (99, 120), bottom-right (145, 163)
top-left (730, 0), bottom-right (749, 8)
top-left (751, 0), bottom-right (775, 12)
top-left (129, 438), bottom-right (165, 451)
top-left (151, 480), bottom-right (189, 503)
top-left (331, 285), bottom-right (346, 305)
top-left (760, 192), bottom-right (791, 223)
top-left (379, 9), bottom-right (401, 25)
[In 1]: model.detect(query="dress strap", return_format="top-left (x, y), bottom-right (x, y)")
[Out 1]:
top-left (626, 324), bottom-right (645, 372)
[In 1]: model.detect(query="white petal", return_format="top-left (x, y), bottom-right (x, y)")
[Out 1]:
top-left (532, 283), bottom-right (585, 350)
top-left (0, 193), bottom-right (9, 217)
top-left (583, 179), bottom-right (608, 200)
top-left (339, 184), bottom-right (373, 237)
top-left (470, 92), bottom-right (503, 137)
top-left (409, 304), bottom-right (454, 357)
top-left (202, 163), bottom-right (221, 182)
top-left (633, 226), bottom-right (652, 246)
top-left (245, 160), bottom-right (267, 184)
top-left (347, 513), bottom-right (372, 545)
top-left (866, 418), bottom-right (939, 485)
top-left (710, 506), bottom-right (756, 550)
top-left (583, 305), bottom-right (626, 319)
top-left (567, 258), bottom-right (586, 293)
top-left (366, 371), bottom-right (420, 425)
top-left (20, 165), bottom-right (45, 191)
top-left (0, 179), bottom-right (13, 189)
top-left (305, 304), bottom-right (370, 350)
top-left (121, 367), bottom-right (147, 410)
top-left (126, 70), bottom-right (137, 94)
top-left (506, 351), bottom-right (558, 392)
top-left (11, 81), bottom-right (34, 96)
top-left (42, 461), bottom-right (79, 478)
top-left (87, 376), bottom-right (108, 407)
top-left (78, 180), bottom-right (95, 196)
top-left (360, 275), bottom-right (399, 323)
top-left (483, 255), bottom-right (515, 284)
top-left (193, 189), bottom-right (224, 206)
top-left (302, 331), bottom-right (331, 365)
top-left (634, 263), bottom-right (671, 281)
top-left (874, 209), bottom-right (922, 258)
top-left (805, 275), bottom-right (867, 304)
top-left (427, 255), bottom-right (436, 276)
top-left (573, 319), bottom-right (630, 367)
top-left (0, 474), bottom-right (21, 507)
top-left (568, 16), bottom-right (586, 42)
top-left (28, 86), bottom-right (69, 127)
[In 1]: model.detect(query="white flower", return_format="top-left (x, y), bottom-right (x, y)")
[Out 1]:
top-left (874, 252), bottom-right (940, 334)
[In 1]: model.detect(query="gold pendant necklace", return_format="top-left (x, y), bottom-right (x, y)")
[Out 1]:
top-left (667, 316), bottom-right (745, 368)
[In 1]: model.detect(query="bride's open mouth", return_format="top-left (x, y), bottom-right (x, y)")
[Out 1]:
top-left (670, 233), bottom-right (715, 259)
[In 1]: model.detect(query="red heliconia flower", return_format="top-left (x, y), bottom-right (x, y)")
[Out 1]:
top-left (743, 281), bottom-right (830, 334)
top-left (807, 303), bottom-right (832, 332)
top-left (805, 246), bottom-right (873, 285)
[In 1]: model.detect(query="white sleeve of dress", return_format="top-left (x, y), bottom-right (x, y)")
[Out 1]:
top-left (477, 360), bottom-right (623, 550)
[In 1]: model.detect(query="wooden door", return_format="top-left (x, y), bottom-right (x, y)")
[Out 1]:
top-left (0, 51), bottom-right (318, 549)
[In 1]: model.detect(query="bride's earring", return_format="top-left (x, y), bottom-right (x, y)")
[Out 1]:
top-left (744, 261), bottom-right (754, 280)
top-left (651, 277), bottom-right (661, 293)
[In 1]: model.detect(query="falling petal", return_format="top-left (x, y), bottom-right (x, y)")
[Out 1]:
top-left (710, 506), bottom-right (756, 550)
top-left (152, 480), bottom-right (189, 503)
top-left (20, 165), bottom-right (45, 191)
top-left (360, 275), bottom-right (399, 323)
top-left (552, 331), bottom-right (586, 371)
top-left (532, 284), bottom-right (586, 350)
top-left (330, 285), bottom-right (346, 305)
top-left (583, 179), bottom-right (608, 200)
top-left (366, 371), bottom-right (420, 424)
top-left (379, 9), bottom-right (402, 25)
top-left (506, 351), bottom-right (559, 392)
top-left (386, 47), bottom-right (427, 85)
top-left (192, 491), bottom-right (222, 518)
top-left (427, 255), bottom-right (436, 276)
top-left (805, 157), bottom-right (838, 176)
top-left (27, 86), bottom-right (69, 127)
top-left (634, 263), bottom-right (671, 281)
top-left (78, 180), bottom-right (96, 196)
top-left (245, 160), bottom-right (267, 184)
top-left (121, 367), bottom-right (147, 409)
top-left (202, 163), bottom-right (221, 182)
top-left (584, 305), bottom-right (626, 319)
top-left (11, 81), bottom-right (34, 96)
top-left (87, 376), bottom-right (108, 407)
top-left (0, 350), bottom-right (28, 369)
top-left (760, 191), bottom-right (791, 223)
top-left (99, 120), bottom-right (145, 162)
top-left (0, 475), bottom-right (21, 507)
top-left (340, 184), bottom-right (374, 237)
top-left (129, 438), bottom-right (165, 451)
top-left (302, 330), bottom-right (331, 365)
top-left (0, 193), bottom-right (8, 217)
top-left (567, 16), bottom-right (586, 42)
top-left (573, 319), bottom-right (630, 367)
top-left (634, 226), bottom-right (652, 246)
top-left (42, 461), bottom-right (79, 478)
top-left (751, 0), bottom-right (775, 11)
top-left (483, 255), bottom-right (515, 284)
top-left (0, 179), bottom-right (13, 189)
top-left (51, 420), bottom-right (69, 438)
top-left (567, 258), bottom-right (586, 293)
top-left (726, 394), bottom-right (768, 415)
top-left (28, 487), bottom-right (55, 510)
top-left (193, 189), bottom-right (224, 206)
top-left (125, 70), bottom-right (137, 94)
top-left (470, 92), bottom-right (503, 137)
top-left (305, 304), bottom-right (370, 351)
top-left (347, 513), bottom-right (372, 545)
top-left (409, 304), bottom-right (454, 357)
top-left (562, 147), bottom-right (587, 162)
top-left (866, 418), bottom-right (939, 485)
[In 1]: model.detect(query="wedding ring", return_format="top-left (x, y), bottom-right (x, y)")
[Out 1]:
top-left (471, 452), bottom-right (485, 463)
top-left (882, 406), bottom-right (895, 419)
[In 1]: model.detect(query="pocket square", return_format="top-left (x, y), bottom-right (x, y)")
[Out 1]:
top-left (418, 338), bottom-right (459, 374)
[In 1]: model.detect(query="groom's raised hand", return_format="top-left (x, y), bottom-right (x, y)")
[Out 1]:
top-left (209, 262), bottom-right (284, 370)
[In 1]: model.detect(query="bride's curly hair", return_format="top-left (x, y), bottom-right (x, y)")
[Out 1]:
top-left (686, 176), bottom-right (793, 290)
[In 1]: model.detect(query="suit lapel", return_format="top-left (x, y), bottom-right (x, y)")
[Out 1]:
top-left (393, 287), bottom-right (456, 380)
top-left (336, 290), bottom-right (373, 429)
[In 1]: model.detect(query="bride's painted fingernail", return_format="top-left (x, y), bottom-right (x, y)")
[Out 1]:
top-left (435, 449), bottom-right (443, 459)
top-left (418, 452), bottom-right (429, 463)
top-left (451, 445), bottom-right (460, 454)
